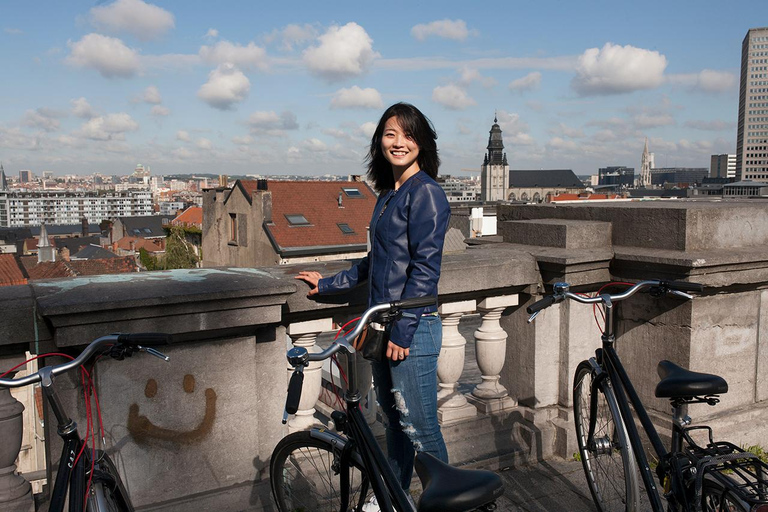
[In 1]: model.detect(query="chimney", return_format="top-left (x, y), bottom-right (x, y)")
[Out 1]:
top-left (61, 247), bottom-right (70, 262)
top-left (81, 217), bottom-right (88, 237)
top-left (130, 240), bottom-right (135, 252)
top-left (257, 179), bottom-right (268, 191)
top-left (261, 191), bottom-right (272, 223)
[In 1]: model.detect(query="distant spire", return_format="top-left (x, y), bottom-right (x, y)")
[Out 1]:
top-left (38, 223), bottom-right (57, 263)
top-left (0, 162), bottom-right (6, 191)
top-left (38, 223), bottom-right (51, 248)
top-left (640, 137), bottom-right (652, 188)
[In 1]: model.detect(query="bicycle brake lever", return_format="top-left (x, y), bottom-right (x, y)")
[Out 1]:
top-left (668, 289), bottom-right (694, 300)
top-left (139, 345), bottom-right (170, 362)
top-left (527, 311), bottom-right (540, 323)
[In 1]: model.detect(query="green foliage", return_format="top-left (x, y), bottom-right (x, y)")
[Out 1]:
top-left (573, 452), bottom-right (581, 462)
top-left (162, 225), bottom-right (199, 270)
top-left (139, 247), bottom-right (158, 271)
top-left (742, 444), bottom-right (768, 463)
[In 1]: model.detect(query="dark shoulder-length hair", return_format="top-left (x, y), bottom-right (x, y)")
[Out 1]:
top-left (366, 103), bottom-right (440, 192)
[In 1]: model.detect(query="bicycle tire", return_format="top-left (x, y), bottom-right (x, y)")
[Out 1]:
top-left (701, 478), bottom-right (749, 512)
top-left (87, 451), bottom-right (135, 512)
top-left (270, 430), bottom-right (373, 512)
top-left (573, 361), bottom-right (640, 512)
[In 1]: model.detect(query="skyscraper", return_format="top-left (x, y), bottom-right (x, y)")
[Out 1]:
top-left (736, 27), bottom-right (768, 181)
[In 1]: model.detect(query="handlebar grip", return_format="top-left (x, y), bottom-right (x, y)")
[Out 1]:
top-left (391, 296), bottom-right (437, 309)
top-left (285, 371), bottom-right (304, 415)
top-left (116, 333), bottom-right (172, 346)
top-left (666, 281), bottom-right (703, 293)
top-left (526, 295), bottom-right (556, 314)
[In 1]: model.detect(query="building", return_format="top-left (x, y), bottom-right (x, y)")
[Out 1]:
top-left (723, 180), bottom-right (768, 197)
top-left (111, 215), bottom-right (170, 242)
top-left (639, 138), bottom-right (654, 187)
top-left (736, 27), bottom-right (768, 181)
top-left (507, 170), bottom-right (585, 202)
top-left (598, 166), bottom-right (635, 187)
top-left (19, 170), bottom-right (33, 183)
top-left (0, 190), bottom-right (152, 227)
top-left (651, 167), bottom-right (709, 186)
top-left (438, 177), bottom-right (480, 203)
top-left (710, 154), bottom-right (737, 179)
top-left (0, 164), bottom-right (7, 192)
top-left (480, 116), bottom-right (509, 202)
top-left (202, 179), bottom-right (376, 267)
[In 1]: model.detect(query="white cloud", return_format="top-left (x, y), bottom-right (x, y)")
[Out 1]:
top-left (195, 138), bottom-right (212, 150)
top-left (151, 105), bottom-right (170, 116)
top-left (526, 100), bottom-right (544, 112)
top-left (265, 24), bottom-right (317, 51)
top-left (633, 113), bottom-right (676, 129)
top-left (303, 23), bottom-right (378, 82)
top-left (546, 137), bottom-right (580, 151)
top-left (176, 130), bottom-right (191, 142)
top-left (411, 19), bottom-right (472, 41)
top-left (90, 0), bottom-right (175, 41)
top-left (232, 135), bottom-right (253, 145)
top-left (496, 111), bottom-right (530, 138)
top-left (199, 40), bottom-right (268, 71)
top-left (66, 33), bottom-right (141, 78)
top-left (360, 122), bottom-right (377, 139)
top-left (684, 119), bottom-right (734, 131)
top-left (23, 109), bottom-right (62, 132)
top-left (71, 97), bottom-right (96, 119)
top-left (549, 122), bottom-right (584, 138)
top-left (301, 138), bottom-right (328, 152)
top-left (572, 43), bottom-right (667, 96)
top-left (458, 67), bottom-right (496, 88)
top-left (330, 86), bottom-right (383, 109)
top-left (141, 85), bottom-right (162, 104)
top-left (205, 28), bottom-right (218, 40)
top-left (77, 113), bottom-right (139, 141)
top-left (247, 111), bottom-right (299, 133)
top-left (432, 84), bottom-right (476, 110)
top-left (4, 28), bottom-right (23, 35)
top-left (509, 71), bottom-right (542, 92)
top-left (197, 63), bottom-right (250, 110)
top-left (696, 70), bottom-right (737, 93)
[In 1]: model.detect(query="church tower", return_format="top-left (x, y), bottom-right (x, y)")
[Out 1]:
top-left (480, 115), bottom-right (509, 202)
top-left (640, 138), bottom-right (652, 188)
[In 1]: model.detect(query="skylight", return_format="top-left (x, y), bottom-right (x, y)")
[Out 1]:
top-left (337, 223), bottom-right (354, 234)
top-left (285, 214), bottom-right (310, 226)
top-left (342, 187), bottom-right (364, 198)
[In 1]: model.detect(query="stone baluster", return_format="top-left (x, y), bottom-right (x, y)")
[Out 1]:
top-left (467, 295), bottom-right (518, 414)
top-left (0, 355), bottom-right (34, 512)
top-left (286, 318), bottom-right (333, 432)
top-left (436, 300), bottom-right (478, 424)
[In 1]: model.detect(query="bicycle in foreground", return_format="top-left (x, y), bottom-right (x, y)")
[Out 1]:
top-left (271, 296), bottom-right (504, 512)
top-left (528, 279), bottom-right (768, 512)
top-left (0, 332), bottom-right (171, 512)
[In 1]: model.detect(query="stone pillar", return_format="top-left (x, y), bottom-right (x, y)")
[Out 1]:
top-left (286, 318), bottom-right (333, 432)
top-left (437, 300), bottom-right (478, 424)
top-left (468, 295), bottom-right (518, 414)
top-left (0, 355), bottom-right (34, 512)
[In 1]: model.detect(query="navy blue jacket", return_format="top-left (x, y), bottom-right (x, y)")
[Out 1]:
top-left (318, 171), bottom-right (450, 348)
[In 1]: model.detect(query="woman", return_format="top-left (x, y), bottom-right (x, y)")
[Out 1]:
top-left (296, 102), bottom-right (450, 491)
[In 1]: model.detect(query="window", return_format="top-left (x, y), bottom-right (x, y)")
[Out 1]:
top-left (342, 187), bottom-right (364, 198)
top-left (285, 214), bottom-right (310, 226)
top-left (229, 213), bottom-right (237, 243)
top-left (337, 223), bottom-right (354, 234)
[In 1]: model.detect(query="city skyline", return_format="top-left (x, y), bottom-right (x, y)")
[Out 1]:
top-left (0, 1), bottom-right (763, 177)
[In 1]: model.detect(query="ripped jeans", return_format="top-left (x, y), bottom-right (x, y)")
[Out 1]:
top-left (371, 314), bottom-right (449, 490)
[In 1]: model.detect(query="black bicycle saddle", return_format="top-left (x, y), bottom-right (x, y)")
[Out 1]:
top-left (415, 452), bottom-right (503, 512)
top-left (655, 360), bottom-right (728, 398)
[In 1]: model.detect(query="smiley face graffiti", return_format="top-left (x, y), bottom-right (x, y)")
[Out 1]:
top-left (127, 374), bottom-right (216, 445)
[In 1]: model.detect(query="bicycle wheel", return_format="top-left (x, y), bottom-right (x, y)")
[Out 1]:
top-left (573, 361), bottom-right (640, 512)
top-left (270, 431), bottom-right (372, 512)
top-left (88, 451), bottom-right (134, 512)
top-left (701, 479), bottom-right (749, 511)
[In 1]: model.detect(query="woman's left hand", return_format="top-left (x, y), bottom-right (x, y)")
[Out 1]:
top-left (386, 341), bottom-right (409, 361)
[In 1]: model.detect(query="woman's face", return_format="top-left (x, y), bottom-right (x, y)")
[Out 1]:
top-left (381, 116), bottom-right (420, 173)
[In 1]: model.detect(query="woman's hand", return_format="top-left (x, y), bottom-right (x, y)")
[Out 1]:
top-left (386, 341), bottom-right (409, 361)
top-left (295, 271), bottom-right (322, 297)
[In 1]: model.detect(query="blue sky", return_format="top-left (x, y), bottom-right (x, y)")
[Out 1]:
top-left (0, 1), bottom-right (764, 177)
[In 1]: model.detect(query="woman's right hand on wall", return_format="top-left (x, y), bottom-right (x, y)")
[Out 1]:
top-left (295, 271), bottom-right (322, 297)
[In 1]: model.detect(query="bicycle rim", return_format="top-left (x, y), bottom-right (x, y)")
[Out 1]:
top-left (702, 479), bottom-right (749, 512)
top-left (573, 361), bottom-right (640, 512)
top-left (270, 431), bottom-right (372, 512)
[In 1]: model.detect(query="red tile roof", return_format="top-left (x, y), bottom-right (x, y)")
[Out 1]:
top-left (0, 254), bottom-right (27, 286)
top-left (25, 256), bottom-right (138, 280)
top-left (114, 236), bottom-right (164, 252)
top-left (237, 180), bottom-right (376, 251)
top-left (171, 206), bottom-right (203, 229)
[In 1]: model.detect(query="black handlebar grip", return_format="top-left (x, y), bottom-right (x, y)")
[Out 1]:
top-left (285, 371), bottom-right (304, 415)
top-left (117, 333), bottom-right (172, 346)
top-left (526, 295), bottom-right (556, 314)
top-left (392, 296), bottom-right (437, 309)
top-left (666, 281), bottom-right (704, 293)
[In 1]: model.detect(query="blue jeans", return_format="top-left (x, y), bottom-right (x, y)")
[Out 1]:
top-left (371, 315), bottom-right (449, 490)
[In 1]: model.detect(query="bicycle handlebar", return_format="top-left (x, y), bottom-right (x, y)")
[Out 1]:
top-left (0, 332), bottom-right (173, 389)
top-left (527, 280), bottom-right (703, 315)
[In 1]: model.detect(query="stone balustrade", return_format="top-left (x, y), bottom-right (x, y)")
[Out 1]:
top-left (0, 199), bottom-right (766, 511)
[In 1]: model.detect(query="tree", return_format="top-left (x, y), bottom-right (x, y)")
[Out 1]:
top-left (162, 225), bottom-right (199, 270)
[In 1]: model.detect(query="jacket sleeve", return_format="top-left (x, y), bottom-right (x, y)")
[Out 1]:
top-left (317, 253), bottom-right (370, 295)
top-left (389, 184), bottom-right (450, 348)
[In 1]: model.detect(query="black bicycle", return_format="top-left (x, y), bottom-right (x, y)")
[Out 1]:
top-left (0, 332), bottom-right (171, 512)
top-left (527, 280), bottom-right (768, 512)
top-left (270, 296), bottom-right (504, 512)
